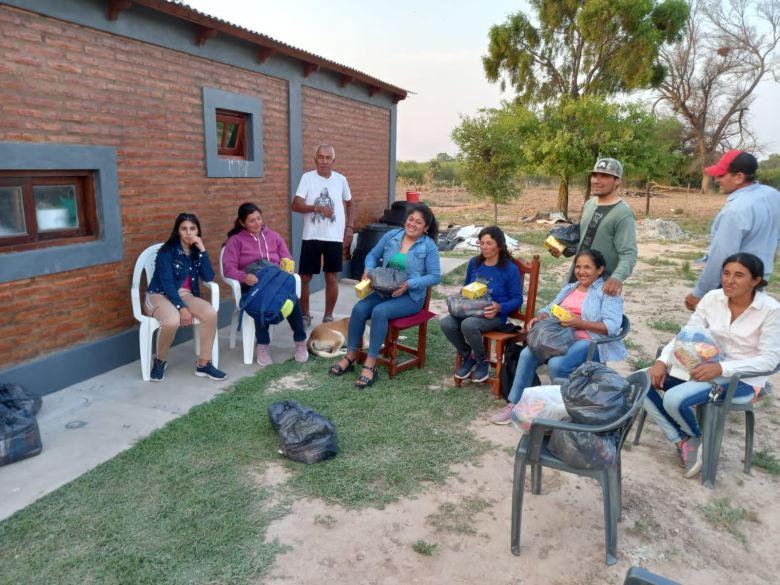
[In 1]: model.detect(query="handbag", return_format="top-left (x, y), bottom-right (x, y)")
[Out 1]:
top-left (369, 267), bottom-right (407, 298)
top-left (446, 293), bottom-right (493, 319)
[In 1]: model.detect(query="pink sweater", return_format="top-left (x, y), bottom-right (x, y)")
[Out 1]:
top-left (222, 226), bottom-right (292, 284)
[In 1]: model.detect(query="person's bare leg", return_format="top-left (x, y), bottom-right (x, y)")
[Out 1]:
top-left (299, 273), bottom-right (312, 318)
top-left (323, 271), bottom-right (339, 320)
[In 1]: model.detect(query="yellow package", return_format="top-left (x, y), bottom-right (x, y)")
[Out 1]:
top-left (550, 304), bottom-right (574, 321)
top-left (544, 236), bottom-right (566, 254)
top-left (462, 282), bottom-right (488, 299)
top-left (280, 258), bottom-right (295, 274)
top-left (355, 279), bottom-right (373, 299)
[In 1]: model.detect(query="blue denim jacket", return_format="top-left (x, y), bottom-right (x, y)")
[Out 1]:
top-left (365, 228), bottom-right (441, 304)
top-left (147, 242), bottom-right (215, 310)
top-left (540, 277), bottom-right (627, 362)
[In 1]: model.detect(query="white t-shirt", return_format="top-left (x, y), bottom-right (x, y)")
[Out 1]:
top-left (295, 170), bottom-right (352, 242)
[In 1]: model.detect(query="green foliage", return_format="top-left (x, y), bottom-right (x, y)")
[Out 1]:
top-left (698, 498), bottom-right (758, 549)
top-left (648, 319), bottom-right (681, 333)
top-left (759, 153), bottom-right (780, 189)
top-left (753, 448), bottom-right (780, 476)
top-left (412, 540), bottom-right (439, 556)
top-left (482, 0), bottom-right (689, 104)
top-left (396, 157), bottom-right (464, 187)
top-left (428, 496), bottom-right (492, 535)
top-left (451, 103), bottom-right (538, 220)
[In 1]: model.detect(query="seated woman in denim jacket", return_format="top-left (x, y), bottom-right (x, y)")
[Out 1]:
top-left (145, 213), bottom-right (227, 382)
top-left (222, 202), bottom-right (307, 367)
top-left (644, 253), bottom-right (780, 479)
top-left (491, 249), bottom-right (626, 424)
top-left (440, 225), bottom-right (523, 383)
top-left (329, 203), bottom-right (441, 388)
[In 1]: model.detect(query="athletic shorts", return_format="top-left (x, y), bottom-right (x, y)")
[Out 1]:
top-left (299, 239), bottom-right (343, 275)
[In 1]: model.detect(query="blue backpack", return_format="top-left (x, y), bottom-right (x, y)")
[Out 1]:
top-left (238, 265), bottom-right (297, 329)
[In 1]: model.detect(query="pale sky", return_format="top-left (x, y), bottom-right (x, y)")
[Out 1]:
top-left (185, 0), bottom-right (780, 161)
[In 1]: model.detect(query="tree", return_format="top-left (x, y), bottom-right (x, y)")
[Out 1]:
top-left (523, 97), bottom-right (683, 213)
top-left (482, 0), bottom-right (688, 210)
top-left (483, 0), bottom-right (689, 104)
top-left (451, 104), bottom-right (537, 224)
top-left (654, 0), bottom-right (780, 191)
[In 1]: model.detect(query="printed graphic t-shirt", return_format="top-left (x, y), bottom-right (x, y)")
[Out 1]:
top-left (295, 170), bottom-right (352, 243)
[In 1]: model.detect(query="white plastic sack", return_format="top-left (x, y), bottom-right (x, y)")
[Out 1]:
top-left (511, 385), bottom-right (567, 433)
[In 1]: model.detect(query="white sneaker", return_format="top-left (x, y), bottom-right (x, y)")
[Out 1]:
top-left (490, 402), bottom-right (515, 425)
top-left (294, 341), bottom-right (308, 363)
top-left (256, 344), bottom-right (273, 367)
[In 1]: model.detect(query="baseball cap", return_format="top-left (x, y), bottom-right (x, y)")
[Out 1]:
top-left (704, 150), bottom-right (758, 177)
top-left (590, 158), bottom-right (623, 179)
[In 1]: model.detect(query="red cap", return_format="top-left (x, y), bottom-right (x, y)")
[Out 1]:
top-left (704, 150), bottom-right (758, 177)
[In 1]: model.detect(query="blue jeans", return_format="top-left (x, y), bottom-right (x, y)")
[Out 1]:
top-left (347, 292), bottom-right (423, 358)
top-left (439, 314), bottom-right (503, 361)
top-left (643, 375), bottom-right (754, 443)
top-left (254, 301), bottom-right (307, 345)
top-left (508, 340), bottom-right (596, 404)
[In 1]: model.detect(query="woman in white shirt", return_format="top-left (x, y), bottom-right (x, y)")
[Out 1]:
top-left (644, 253), bottom-right (780, 478)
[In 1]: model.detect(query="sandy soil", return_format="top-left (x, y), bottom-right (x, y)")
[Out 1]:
top-left (263, 187), bottom-right (779, 585)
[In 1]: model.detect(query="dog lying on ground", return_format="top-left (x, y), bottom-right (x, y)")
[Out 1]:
top-left (306, 318), bottom-right (370, 358)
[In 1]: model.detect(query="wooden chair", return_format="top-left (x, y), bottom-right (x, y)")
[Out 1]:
top-left (454, 255), bottom-right (541, 397)
top-left (360, 288), bottom-right (435, 378)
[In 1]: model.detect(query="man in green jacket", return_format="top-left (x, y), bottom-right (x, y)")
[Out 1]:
top-left (549, 158), bottom-right (637, 296)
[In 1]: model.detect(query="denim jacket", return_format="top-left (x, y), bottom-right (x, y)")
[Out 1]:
top-left (365, 228), bottom-right (441, 304)
top-left (147, 242), bottom-right (215, 310)
top-left (539, 277), bottom-right (627, 362)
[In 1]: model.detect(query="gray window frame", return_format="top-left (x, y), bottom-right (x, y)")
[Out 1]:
top-left (202, 87), bottom-right (264, 178)
top-left (0, 142), bottom-right (123, 284)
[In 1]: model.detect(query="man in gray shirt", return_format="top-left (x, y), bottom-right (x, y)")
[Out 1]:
top-left (685, 150), bottom-right (780, 311)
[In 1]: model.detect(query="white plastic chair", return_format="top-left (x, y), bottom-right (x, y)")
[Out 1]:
top-left (131, 243), bottom-right (220, 381)
top-left (219, 247), bottom-right (301, 365)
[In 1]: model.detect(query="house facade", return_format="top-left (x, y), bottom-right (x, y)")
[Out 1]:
top-left (0, 0), bottom-right (405, 394)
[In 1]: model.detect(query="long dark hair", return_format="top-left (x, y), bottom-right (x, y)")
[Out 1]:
top-left (406, 203), bottom-right (438, 242)
top-left (226, 202), bottom-right (262, 241)
top-left (475, 225), bottom-right (512, 268)
top-left (722, 252), bottom-right (767, 294)
top-left (162, 212), bottom-right (202, 258)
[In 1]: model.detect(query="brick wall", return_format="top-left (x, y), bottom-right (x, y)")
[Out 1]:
top-left (0, 6), bottom-right (294, 367)
top-left (301, 87), bottom-right (391, 229)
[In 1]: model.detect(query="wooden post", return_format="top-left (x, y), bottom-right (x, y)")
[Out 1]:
top-left (645, 183), bottom-right (651, 216)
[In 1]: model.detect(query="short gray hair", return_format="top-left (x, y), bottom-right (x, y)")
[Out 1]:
top-left (314, 144), bottom-right (335, 159)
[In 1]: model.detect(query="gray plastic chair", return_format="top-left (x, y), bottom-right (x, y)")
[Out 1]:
top-left (511, 370), bottom-right (651, 566)
top-left (623, 566), bottom-right (681, 585)
top-left (586, 315), bottom-right (630, 361)
top-left (632, 355), bottom-right (779, 488)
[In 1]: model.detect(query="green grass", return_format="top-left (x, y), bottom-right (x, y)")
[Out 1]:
top-left (640, 256), bottom-right (677, 267)
top-left (0, 329), bottom-right (493, 585)
top-left (428, 495), bottom-right (492, 536)
top-left (676, 261), bottom-right (699, 282)
top-left (623, 336), bottom-right (642, 351)
top-left (412, 539), bottom-right (439, 556)
top-left (628, 356), bottom-right (655, 370)
top-left (698, 498), bottom-right (758, 549)
top-left (753, 448), bottom-right (780, 476)
top-left (439, 261), bottom-right (469, 286)
top-left (648, 319), bottom-right (681, 334)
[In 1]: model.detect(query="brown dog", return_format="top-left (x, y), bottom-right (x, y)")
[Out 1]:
top-left (306, 318), bottom-right (370, 358)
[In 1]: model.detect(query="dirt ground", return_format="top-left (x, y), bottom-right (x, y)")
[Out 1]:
top-left (264, 186), bottom-right (780, 585)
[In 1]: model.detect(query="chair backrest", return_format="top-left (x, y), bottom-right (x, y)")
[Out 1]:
top-left (508, 255), bottom-right (541, 330)
top-left (131, 243), bottom-right (163, 321)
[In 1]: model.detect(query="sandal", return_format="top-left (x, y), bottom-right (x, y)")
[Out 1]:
top-left (329, 356), bottom-right (355, 376)
top-left (355, 365), bottom-right (379, 389)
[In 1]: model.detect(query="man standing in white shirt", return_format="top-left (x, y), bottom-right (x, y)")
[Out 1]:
top-left (292, 144), bottom-right (355, 326)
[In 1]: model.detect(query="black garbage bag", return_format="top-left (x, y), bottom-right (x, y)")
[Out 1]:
top-left (446, 294), bottom-right (493, 318)
top-left (526, 318), bottom-right (576, 362)
top-left (267, 400), bottom-right (339, 464)
top-left (0, 405), bottom-right (43, 466)
top-left (369, 267), bottom-right (407, 299)
top-left (549, 429), bottom-right (618, 470)
top-left (0, 383), bottom-right (42, 417)
top-left (560, 362), bottom-right (630, 425)
top-left (549, 223), bottom-right (580, 257)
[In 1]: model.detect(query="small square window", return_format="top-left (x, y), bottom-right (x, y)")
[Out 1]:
top-left (0, 171), bottom-right (97, 252)
top-left (215, 109), bottom-right (247, 159)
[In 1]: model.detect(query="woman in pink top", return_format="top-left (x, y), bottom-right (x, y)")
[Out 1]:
top-left (491, 249), bottom-right (627, 424)
top-left (222, 202), bottom-right (307, 367)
